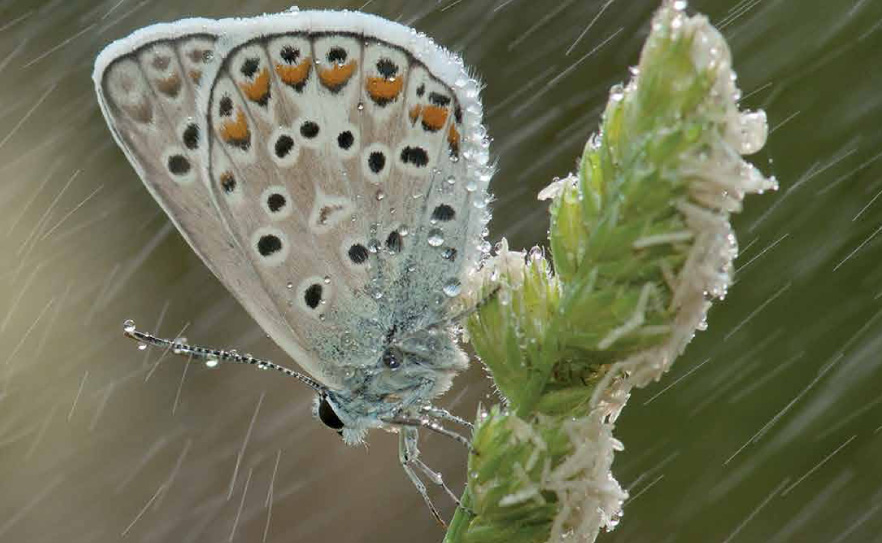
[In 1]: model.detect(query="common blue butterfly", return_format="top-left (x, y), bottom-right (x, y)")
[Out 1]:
top-left (93, 9), bottom-right (492, 524)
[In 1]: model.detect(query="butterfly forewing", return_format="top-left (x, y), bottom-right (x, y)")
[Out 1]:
top-left (93, 25), bottom-right (335, 386)
top-left (200, 13), bottom-right (490, 382)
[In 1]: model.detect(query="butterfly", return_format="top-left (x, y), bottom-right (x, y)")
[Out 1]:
top-left (93, 9), bottom-right (492, 524)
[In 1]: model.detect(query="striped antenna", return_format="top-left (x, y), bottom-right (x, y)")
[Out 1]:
top-left (122, 320), bottom-right (325, 393)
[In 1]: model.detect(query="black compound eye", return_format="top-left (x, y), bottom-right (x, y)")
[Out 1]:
top-left (382, 349), bottom-right (400, 369)
top-left (318, 397), bottom-right (344, 430)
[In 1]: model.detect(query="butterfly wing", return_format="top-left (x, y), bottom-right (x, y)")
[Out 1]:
top-left (93, 20), bottom-right (340, 386)
top-left (199, 11), bottom-right (491, 385)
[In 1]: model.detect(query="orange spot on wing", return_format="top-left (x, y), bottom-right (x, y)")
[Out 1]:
top-left (156, 74), bottom-right (181, 97)
top-left (448, 125), bottom-right (460, 157)
top-left (239, 68), bottom-right (270, 104)
top-left (318, 60), bottom-right (357, 91)
top-left (421, 105), bottom-right (449, 132)
top-left (409, 105), bottom-right (422, 124)
top-left (220, 108), bottom-right (251, 148)
top-left (366, 76), bottom-right (404, 105)
top-left (188, 69), bottom-right (202, 84)
top-left (275, 57), bottom-right (312, 89)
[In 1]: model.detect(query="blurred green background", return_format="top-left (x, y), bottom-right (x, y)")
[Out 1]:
top-left (1, 0), bottom-right (881, 541)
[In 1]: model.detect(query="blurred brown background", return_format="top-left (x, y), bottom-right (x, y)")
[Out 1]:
top-left (2, 0), bottom-right (882, 542)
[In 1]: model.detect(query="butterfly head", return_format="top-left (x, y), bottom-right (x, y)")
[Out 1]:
top-left (311, 324), bottom-right (467, 445)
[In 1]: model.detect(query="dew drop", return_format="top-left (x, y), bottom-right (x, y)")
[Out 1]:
top-left (427, 229), bottom-right (444, 247)
top-left (123, 319), bottom-right (136, 333)
top-left (446, 175), bottom-right (456, 185)
top-left (465, 180), bottom-right (478, 192)
top-left (499, 290), bottom-right (512, 306)
top-left (376, 190), bottom-right (385, 201)
top-left (357, 102), bottom-right (365, 111)
top-left (137, 342), bottom-right (147, 351)
top-left (398, 225), bottom-right (409, 236)
top-left (610, 84), bottom-right (625, 102)
top-left (323, 276), bottom-right (331, 284)
top-left (443, 280), bottom-right (461, 297)
top-left (286, 282), bottom-right (294, 289)
top-left (205, 359), bottom-right (219, 368)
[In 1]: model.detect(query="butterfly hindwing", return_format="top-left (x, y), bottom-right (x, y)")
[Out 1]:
top-left (200, 12), bottom-right (490, 382)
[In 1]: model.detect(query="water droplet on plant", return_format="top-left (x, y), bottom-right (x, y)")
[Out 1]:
top-left (499, 290), bottom-right (511, 306)
top-left (123, 320), bottom-right (136, 333)
top-left (205, 359), bottom-right (219, 368)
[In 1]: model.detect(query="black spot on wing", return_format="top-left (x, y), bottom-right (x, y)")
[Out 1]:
top-left (348, 244), bottom-right (369, 264)
top-left (257, 235), bottom-right (282, 257)
top-left (182, 123), bottom-right (199, 150)
top-left (241, 57), bottom-right (260, 78)
top-left (368, 151), bottom-right (386, 173)
top-left (304, 284), bottom-right (323, 309)
top-left (167, 155), bottom-right (190, 175)
top-left (385, 231), bottom-right (402, 253)
top-left (431, 204), bottom-right (456, 222)
top-left (400, 146), bottom-right (428, 167)
top-left (275, 135), bottom-right (294, 158)
top-left (337, 131), bottom-right (354, 150)
top-left (267, 193), bottom-right (286, 213)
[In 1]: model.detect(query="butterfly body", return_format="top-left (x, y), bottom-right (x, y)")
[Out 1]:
top-left (96, 9), bottom-right (490, 521)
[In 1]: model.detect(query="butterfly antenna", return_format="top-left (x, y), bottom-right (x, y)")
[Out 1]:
top-left (122, 320), bottom-right (325, 392)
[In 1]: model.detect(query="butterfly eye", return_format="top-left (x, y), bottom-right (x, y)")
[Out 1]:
top-left (382, 349), bottom-right (400, 369)
top-left (318, 396), bottom-right (344, 430)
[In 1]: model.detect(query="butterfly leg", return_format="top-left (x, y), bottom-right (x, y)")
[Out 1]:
top-left (399, 427), bottom-right (446, 527)
top-left (419, 405), bottom-right (473, 430)
top-left (387, 415), bottom-right (472, 450)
